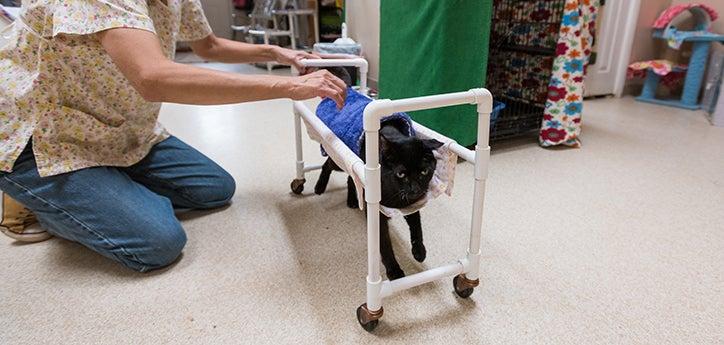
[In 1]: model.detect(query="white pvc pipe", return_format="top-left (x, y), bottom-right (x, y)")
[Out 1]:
top-left (363, 89), bottom-right (493, 132)
top-left (412, 122), bottom-right (476, 163)
top-left (390, 92), bottom-right (478, 113)
top-left (299, 58), bottom-right (368, 68)
top-left (293, 101), bottom-right (366, 181)
top-left (263, 31), bottom-right (272, 73)
top-left (380, 261), bottom-right (465, 298)
top-left (248, 29), bottom-right (291, 36)
top-left (287, 14), bottom-right (297, 50)
top-left (465, 108), bottom-right (492, 280)
top-left (303, 164), bottom-right (323, 172)
top-left (364, 122), bottom-right (383, 311)
top-left (451, 143), bottom-right (475, 163)
top-left (293, 111), bottom-right (304, 180)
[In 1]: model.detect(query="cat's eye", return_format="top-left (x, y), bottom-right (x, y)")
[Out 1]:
top-left (421, 169), bottom-right (429, 176)
top-left (396, 171), bottom-right (405, 178)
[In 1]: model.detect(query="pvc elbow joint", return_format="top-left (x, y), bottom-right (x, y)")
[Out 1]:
top-left (469, 88), bottom-right (493, 114)
top-left (363, 99), bottom-right (394, 132)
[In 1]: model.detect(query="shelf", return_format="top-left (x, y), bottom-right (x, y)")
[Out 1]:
top-left (652, 29), bottom-right (724, 43)
top-left (495, 44), bottom-right (556, 56)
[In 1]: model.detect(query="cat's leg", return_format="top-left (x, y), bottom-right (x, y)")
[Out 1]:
top-left (404, 211), bottom-right (426, 262)
top-left (380, 214), bottom-right (405, 280)
top-left (314, 158), bottom-right (335, 195)
top-left (346, 176), bottom-right (358, 209)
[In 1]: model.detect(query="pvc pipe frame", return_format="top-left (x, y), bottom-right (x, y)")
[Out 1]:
top-left (292, 59), bottom-right (493, 315)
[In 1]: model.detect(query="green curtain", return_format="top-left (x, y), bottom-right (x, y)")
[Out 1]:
top-left (379, 0), bottom-right (492, 146)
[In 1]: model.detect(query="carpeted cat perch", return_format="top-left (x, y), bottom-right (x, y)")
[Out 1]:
top-left (288, 57), bottom-right (493, 331)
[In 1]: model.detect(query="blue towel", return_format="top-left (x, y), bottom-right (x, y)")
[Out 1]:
top-left (316, 88), bottom-right (415, 156)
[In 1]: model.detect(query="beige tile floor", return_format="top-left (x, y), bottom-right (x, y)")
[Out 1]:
top-left (1, 63), bottom-right (723, 344)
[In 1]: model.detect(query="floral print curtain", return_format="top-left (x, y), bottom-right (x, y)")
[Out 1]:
top-left (539, 0), bottom-right (600, 147)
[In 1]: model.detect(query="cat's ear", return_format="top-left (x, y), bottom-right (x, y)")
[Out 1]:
top-left (380, 125), bottom-right (406, 142)
top-left (323, 67), bottom-right (353, 87)
top-left (379, 127), bottom-right (402, 155)
top-left (423, 139), bottom-right (444, 151)
top-left (379, 130), bottom-right (393, 154)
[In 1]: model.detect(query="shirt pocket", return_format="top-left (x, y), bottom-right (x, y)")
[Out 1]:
top-left (51, 106), bottom-right (130, 147)
top-left (60, 105), bottom-right (126, 128)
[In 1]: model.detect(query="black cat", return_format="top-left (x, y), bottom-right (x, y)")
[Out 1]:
top-left (314, 123), bottom-right (442, 280)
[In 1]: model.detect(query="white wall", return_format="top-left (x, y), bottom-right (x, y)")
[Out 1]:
top-left (670, 0), bottom-right (724, 54)
top-left (200, 0), bottom-right (232, 39)
top-left (345, 0), bottom-right (380, 87)
top-left (628, 0), bottom-right (673, 63)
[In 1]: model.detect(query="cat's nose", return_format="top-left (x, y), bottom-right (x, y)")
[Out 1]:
top-left (410, 186), bottom-right (423, 197)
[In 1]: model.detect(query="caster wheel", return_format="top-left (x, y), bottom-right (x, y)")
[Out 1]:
top-left (453, 274), bottom-right (478, 299)
top-left (290, 178), bottom-right (305, 194)
top-left (356, 304), bottom-right (382, 332)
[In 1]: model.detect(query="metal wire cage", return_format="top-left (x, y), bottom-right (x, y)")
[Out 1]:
top-left (487, 0), bottom-right (566, 141)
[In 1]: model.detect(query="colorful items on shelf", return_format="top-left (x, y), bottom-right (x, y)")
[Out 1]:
top-left (627, 60), bottom-right (688, 96)
top-left (628, 60), bottom-right (688, 77)
top-left (633, 3), bottom-right (724, 110)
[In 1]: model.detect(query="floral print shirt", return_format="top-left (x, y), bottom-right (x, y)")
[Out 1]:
top-left (0, 0), bottom-right (212, 176)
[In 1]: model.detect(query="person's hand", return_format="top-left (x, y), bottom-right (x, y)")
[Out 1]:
top-left (273, 47), bottom-right (321, 74)
top-left (284, 70), bottom-right (347, 108)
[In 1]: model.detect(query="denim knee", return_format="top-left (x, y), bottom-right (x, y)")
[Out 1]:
top-left (123, 221), bottom-right (188, 272)
top-left (216, 171), bottom-right (236, 203)
top-left (187, 170), bottom-right (236, 209)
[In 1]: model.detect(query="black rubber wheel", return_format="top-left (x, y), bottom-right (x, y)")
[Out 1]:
top-left (356, 305), bottom-right (379, 332)
top-left (290, 179), bottom-right (305, 194)
top-left (453, 275), bottom-right (475, 299)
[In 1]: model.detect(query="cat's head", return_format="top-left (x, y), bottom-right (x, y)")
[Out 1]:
top-left (378, 125), bottom-right (443, 208)
top-left (322, 66), bottom-right (353, 87)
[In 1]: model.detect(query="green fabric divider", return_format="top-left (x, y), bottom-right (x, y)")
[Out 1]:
top-left (379, 0), bottom-right (492, 146)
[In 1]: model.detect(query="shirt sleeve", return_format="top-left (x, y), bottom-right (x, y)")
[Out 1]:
top-left (51, 0), bottom-right (156, 37)
top-left (177, 0), bottom-right (213, 42)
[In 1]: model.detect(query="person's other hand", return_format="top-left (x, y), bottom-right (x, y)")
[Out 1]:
top-left (273, 47), bottom-right (321, 74)
top-left (284, 70), bottom-right (347, 108)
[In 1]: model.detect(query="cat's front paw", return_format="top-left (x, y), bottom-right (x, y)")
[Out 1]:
top-left (346, 197), bottom-right (358, 209)
top-left (386, 268), bottom-right (406, 280)
top-left (412, 244), bottom-right (427, 263)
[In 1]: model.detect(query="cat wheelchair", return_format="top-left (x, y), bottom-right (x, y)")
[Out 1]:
top-left (289, 57), bottom-right (492, 331)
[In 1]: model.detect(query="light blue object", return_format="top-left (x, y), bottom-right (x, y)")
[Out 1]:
top-left (316, 88), bottom-right (414, 156)
top-left (636, 29), bottom-right (724, 110)
top-left (313, 23), bottom-right (362, 56)
top-left (659, 27), bottom-right (723, 49)
top-left (313, 42), bottom-right (361, 55)
top-left (490, 100), bottom-right (506, 127)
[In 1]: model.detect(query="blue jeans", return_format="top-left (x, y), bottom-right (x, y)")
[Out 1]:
top-left (0, 136), bottom-right (235, 272)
